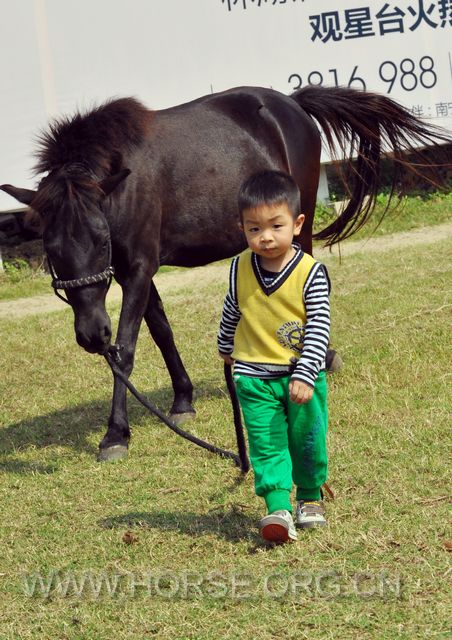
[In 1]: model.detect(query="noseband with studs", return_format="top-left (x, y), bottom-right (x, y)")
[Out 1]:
top-left (49, 263), bottom-right (115, 304)
top-left (47, 233), bottom-right (114, 305)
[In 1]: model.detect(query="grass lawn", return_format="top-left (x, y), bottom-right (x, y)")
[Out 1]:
top-left (0, 227), bottom-right (451, 638)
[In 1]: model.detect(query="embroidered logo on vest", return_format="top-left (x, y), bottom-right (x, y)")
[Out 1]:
top-left (276, 320), bottom-right (305, 354)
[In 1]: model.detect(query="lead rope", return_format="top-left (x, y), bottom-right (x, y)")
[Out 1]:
top-left (45, 251), bottom-right (248, 471)
top-left (223, 362), bottom-right (250, 473)
top-left (43, 226), bottom-right (248, 472)
top-left (104, 348), bottom-right (250, 473)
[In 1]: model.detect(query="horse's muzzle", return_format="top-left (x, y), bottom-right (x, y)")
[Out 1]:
top-left (75, 313), bottom-right (112, 355)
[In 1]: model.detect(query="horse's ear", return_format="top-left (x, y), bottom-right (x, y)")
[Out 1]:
top-left (98, 169), bottom-right (131, 197)
top-left (0, 184), bottom-right (36, 206)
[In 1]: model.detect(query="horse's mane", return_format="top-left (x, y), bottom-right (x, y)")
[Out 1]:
top-left (34, 97), bottom-right (152, 176)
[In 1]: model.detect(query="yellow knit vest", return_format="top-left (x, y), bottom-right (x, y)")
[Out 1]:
top-left (232, 250), bottom-right (316, 364)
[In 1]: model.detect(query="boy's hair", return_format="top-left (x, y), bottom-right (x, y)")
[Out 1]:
top-left (238, 170), bottom-right (301, 220)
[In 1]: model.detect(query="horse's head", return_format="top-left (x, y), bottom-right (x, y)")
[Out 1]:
top-left (1, 165), bottom-right (130, 354)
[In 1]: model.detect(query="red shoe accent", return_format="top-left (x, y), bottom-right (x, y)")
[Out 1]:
top-left (261, 523), bottom-right (290, 543)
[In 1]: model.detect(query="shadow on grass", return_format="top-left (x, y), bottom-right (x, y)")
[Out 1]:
top-left (100, 507), bottom-right (259, 544)
top-left (0, 382), bottom-right (240, 475)
top-left (0, 459), bottom-right (59, 474)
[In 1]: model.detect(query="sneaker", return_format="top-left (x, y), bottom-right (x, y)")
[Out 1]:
top-left (259, 510), bottom-right (298, 543)
top-left (295, 500), bottom-right (327, 528)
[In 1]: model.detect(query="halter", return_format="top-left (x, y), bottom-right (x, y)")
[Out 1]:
top-left (41, 162), bottom-right (117, 304)
top-left (48, 233), bottom-right (115, 305)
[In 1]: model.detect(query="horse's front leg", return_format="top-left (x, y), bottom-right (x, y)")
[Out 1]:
top-left (144, 280), bottom-right (195, 424)
top-left (97, 272), bottom-right (152, 461)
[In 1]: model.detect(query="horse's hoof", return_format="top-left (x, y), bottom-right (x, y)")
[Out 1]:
top-left (168, 411), bottom-right (196, 426)
top-left (326, 349), bottom-right (343, 373)
top-left (97, 444), bottom-right (129, 462)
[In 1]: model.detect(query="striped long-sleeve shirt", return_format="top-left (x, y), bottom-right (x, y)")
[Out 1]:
top-left (218, 247), bottom-right (331, 388)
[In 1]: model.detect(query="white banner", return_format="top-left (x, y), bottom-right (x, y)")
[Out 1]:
top-left (221, 0), bottom-right (452, 124)
top-left (1, 0), bottom-right (451, 210)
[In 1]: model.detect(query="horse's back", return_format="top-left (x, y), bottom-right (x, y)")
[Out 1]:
top-left (158, 85), bottom-right (319, 142)
top-left (151, 86), bottom-right (320, 187)
top-left (137, 87), bottom-right (322, 265)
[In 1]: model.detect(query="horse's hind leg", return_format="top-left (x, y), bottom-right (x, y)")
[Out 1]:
top-left (144, 281), bottom-right (195, 424)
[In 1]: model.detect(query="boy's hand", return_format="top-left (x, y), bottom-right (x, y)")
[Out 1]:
top-left (219, 352), bottom-right (235, 365)
top-left (289, 379), bottom-right (313, 404)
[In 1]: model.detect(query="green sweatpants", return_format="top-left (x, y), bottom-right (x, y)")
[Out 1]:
top-left (234, 371), bottom-right (328, 514)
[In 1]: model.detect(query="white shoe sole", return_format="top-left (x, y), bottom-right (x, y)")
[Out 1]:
top-left (296, 517), bottom-right (327, 529)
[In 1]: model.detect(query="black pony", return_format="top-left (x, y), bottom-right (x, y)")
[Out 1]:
top-left (1, 85), bottom-right (449, 460)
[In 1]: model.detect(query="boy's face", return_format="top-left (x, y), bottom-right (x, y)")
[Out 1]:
top-left (240, 202), bottom-right (305, 268)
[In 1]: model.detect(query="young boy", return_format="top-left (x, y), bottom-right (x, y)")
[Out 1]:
top-left (218, 170), bottom-right (330, 544)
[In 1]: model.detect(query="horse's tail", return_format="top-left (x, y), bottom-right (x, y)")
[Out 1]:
top-left (290, 85), bottom-right (450, 246)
